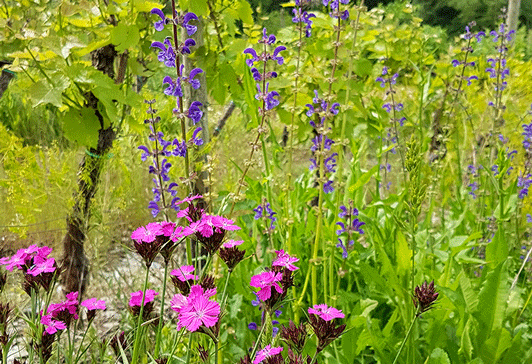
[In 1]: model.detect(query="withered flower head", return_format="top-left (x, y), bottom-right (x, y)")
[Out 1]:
top-left (280, 320), bottom-right (307, 354)
top-left (219, 247), bottom-right (246, 271)
top-left (110, 331), bottom-right (128, 357)
top-left (308, 312), bottom-right (346, 353)
top-left (200, 274), bottom-right (216, 291)
top-left (239, 354), bottom-right (252, 364)
top-left (413, 280), bottom-right (438, 316)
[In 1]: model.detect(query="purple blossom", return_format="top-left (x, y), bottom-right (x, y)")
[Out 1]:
top-left (151, 38), bottom-right (176, 67)
top-left (179, 12), bottom-right (199, 36)
top-left (150, 8), bottom-right (167, 32)
top-left (191, 127), bottom-right (203, 146)
top-left (253, 202), bottom-right (277, 230)
top-left (187, 101), bottom-right (203, 123)
top-left (163, 76), bottom-right (183, 97)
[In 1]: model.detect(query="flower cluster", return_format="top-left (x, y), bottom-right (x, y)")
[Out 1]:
top-left (244, 28), bottom-right (285, 115)
top-left (250, 250), bottom-right (299, 312)
top-left (336, 201), bottom-right (365, 258)
top-left (376, 66), bottom-right (405, 188)
top-left (131, 220), bottom-right (194, 267)
top-left (170, 285), bottom-right (220, 335)
top-left (413, 280), bottom-right (439, 316)
top-left (323, 0), bottom-right (350, 20)
top-left (129, 289), bottom-right (159, 320)
top-left (143, 8), bottom-right (204, 216)
top-left (253, 201), bottom-right (278, 231)
top-left (466, 164), bottom-right (482, 199)
top-left (0, 245), bottom-right (58, 293)
top-left (486, 19), bottom-right (515, 112)
top-left (41, 291), bottom-right (106, 334)
top-left (307, 303), bottom-right (346, 353)
top-left (292, 0), bottom-right (316, 38)
top-left (306, 90), bottom-right (339, 193)
top-left (451, 22), bottom-right (485, 87)
top-left (219, 239), bottom-right (246, 272)
top-left (253, 345), bottom-right (283, 364)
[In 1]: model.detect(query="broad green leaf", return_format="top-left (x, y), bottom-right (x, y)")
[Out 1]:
top-left (237, 0), bottom-right (253, 24)
top-left (354, 58), bottom-right (373, 77)
top-left (459, 317), bottom-right (474, 361)
top-left (480, 328), bottom-right (512, 364)
top-left (425, 348), bottom-right (451, 364)
top-left (460, 274), bottom-right (478, 314)
top-left (348, 164), bottom-right (379, 192)
top-left (28, 76), bottom-right (70, 108)
top-left (396, 229), bottom-right (411, 273)
top-left (134, 1), bottom-right (162, 12)
top-left (485, 228), bottom-right (508, 268)
top-left (474, 260), bottom-right (509, 342)
top-left (189, 0), bottom-right (207, 16)
top-left (110, 23), bottom-right (140, 53)
top-left (62, 108), bottom-right (101, 148)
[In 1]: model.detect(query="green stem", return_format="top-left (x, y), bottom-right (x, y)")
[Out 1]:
top-left (392, 314), bottom-right (418, 364)
top-left (131, 265), bottom-right (151, 363)
top-left (154, 262), bottom-right (170, 358)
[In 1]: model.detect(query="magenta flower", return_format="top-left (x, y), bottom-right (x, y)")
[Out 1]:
top-left (81, 298), bottom-right (106, 311)
top-left (222, 240), bottom-right (243, 248)
top-left (40, 314), bottom-right (67, 335)
top-left (253, 345), bottom-right (283, 364)
top-left (250, 271), bottom-right (283, 301)
top-left (27, 257), bottom-right (56, 276)
top-left (308, 304), bottom-right (345, 321)
top-left (174, 285), bottom-right (220, 332)
top-left (131, 222), bottom-right (162, 243)
top-left (129, 289), bottom-right (159, 307)
top-left (81, 297), bottom-right (106, 321)
top-left (272, 250), bottom-right (299, 271)
top-left (170, 293), bottom-right (188, 313)
top-left (177, 194), bottom-right (203, 205)
top-left (171, 265), bottom-right (197, 282)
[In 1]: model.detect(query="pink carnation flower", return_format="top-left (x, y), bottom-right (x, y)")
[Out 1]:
top-left (170, 265), bottom-right (197, 282)
top-left (250, 271), bottom-right (283, 301)
top-left (81, 298), bottom-right (106, 311)
top-left (308, 303), bottom-right (345, 321)
top-left (253, 345), bottom-right (283, 364)
top-left (222, 240), bottom-right (243, 248)
top-left (129, 289), bottom-right (158, 307)
top-left (27, 257), bottom-right (56, 276)
top-left (40, 314), bottom-right (67, 335)
top-left (173, 285), bottom-right (220, 332)
top-left (272, 249), bottom-right (299, 271)
top-left (131, 222), bottom-right (163, 243)
top-left (177, 194), bottom-right (203, 205)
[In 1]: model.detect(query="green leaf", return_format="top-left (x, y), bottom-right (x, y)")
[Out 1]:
top-left (353, 58), bottom-right (373, 77)
top-left (189, 0), bottom-right (207, 16)
top-left (425, 348), bottom-right (451, 364)
top-left (348, 164), bottom-right (379, 192)
top-left (62, 108), bottom-right (101, 148)
top-left (134, 1), bottom-right (162, 12)
top-left (28, 76), bottom-right (70, 108)
top-left (474, 260), bottom-right (509, 342)
top-left (485, 228), bottom-right (508, 268)
top-left (110, 23), bottom-right (140, 53)
top-left (237, 0), bottom-right (253, 24)
top-left (396, 230), bottom-right (411, 273)
top-left (480, 328), bottom-right (512, 364)
top-left (460, 274), bottom-right (479, 314)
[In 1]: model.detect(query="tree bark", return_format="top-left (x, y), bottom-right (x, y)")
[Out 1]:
top-left (60, 44), bottom-right (122, 296)
top-left (507, 0), bottom-right (521, 36)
